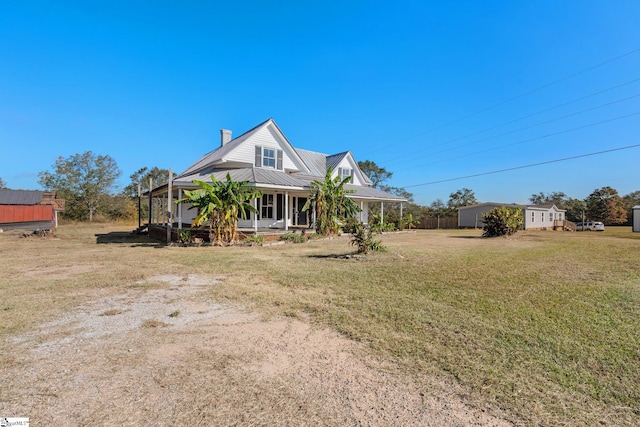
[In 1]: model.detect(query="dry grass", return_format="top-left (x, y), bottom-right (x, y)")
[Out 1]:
top-left (1, 224), bottom-right (638, 425)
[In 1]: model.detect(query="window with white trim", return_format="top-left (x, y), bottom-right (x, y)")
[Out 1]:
top-left (261, 194), bottom-right (274, 219)
top-left (531, 211), bottom-right (535, 222)
top-left (263, 148), bottom-right (275, 168)
top-left (541, 212), bottom-right (545, 222)
top-left (254, 146), bottom-right (283, 170)
top-left (338, 167), bottom-right (353, 182)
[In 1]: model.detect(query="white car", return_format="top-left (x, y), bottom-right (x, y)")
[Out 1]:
top-left (575, 221), bottom-right (605, 231)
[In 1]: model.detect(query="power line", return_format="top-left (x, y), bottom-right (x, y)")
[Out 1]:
top-left (421, 96), bottom-right (640, 165)
top-left (405, 144), bottom-right (640, 188)
top-left (382, 77), bottom-right (640, 167)
top-left (368, 47), bottom-right (640, 155)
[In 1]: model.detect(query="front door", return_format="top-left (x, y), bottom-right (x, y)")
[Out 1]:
top-left (294, 197), bottom-right (308, 226)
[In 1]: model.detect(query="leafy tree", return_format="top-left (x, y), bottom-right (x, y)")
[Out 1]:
top-left (447, 188), bottom-right (477, 209)
top-left (38, 151), bottom-right (121, 221)
top-left (122, 167), bottom-right (169, 198)
top-left (102, 195), bottom-right (137, 221)
top-left (357, 160), bottom-right (392, 188)
top-left (357, 160), bottom-right (419, 228)
top-left (482, 206), bottom-right (523, 237)
top-left (176, 173), bottom-right (261, 245)
top-left (529, 191), bottom-right (568, 208)
top-left (563, 198), bottom-right (587, 223)
top-left (586, 186), bottom-right (627, 225)
top-left (0, 177), bottom-right (6, 188)
top-left (427, 198), bottom-right (455, 217)
top-left (622, 190), bottom-right (640, 225)
top-left (303, 167), bottom-right (361, 235)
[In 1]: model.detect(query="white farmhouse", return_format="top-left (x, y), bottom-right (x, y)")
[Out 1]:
top-left (149, 118), bottom-right (406, 233)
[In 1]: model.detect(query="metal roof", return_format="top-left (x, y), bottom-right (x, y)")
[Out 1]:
top-left (171, 168), bottom-right (406, 201)
top-left (175, 119), bottom-right (272, 180)
top-left (326, 152), bottom-right (348, 171)
top-left (293, 148), bottom-right (327, 177)
top-left (174, 168), bottom-right (310, 189)
top-left (0, 189), bottom-right (44, 205)
top-left (344, 184), bottom-right (406, 201)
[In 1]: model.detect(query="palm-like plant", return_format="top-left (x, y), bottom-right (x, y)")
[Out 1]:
top-left (303, 167), bottom-right (360, 235)
top-left (177, 173), bottom-right (261, 245)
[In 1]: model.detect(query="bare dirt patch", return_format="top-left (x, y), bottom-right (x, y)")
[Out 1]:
top-left (2, 273), bottom-right (511, 426)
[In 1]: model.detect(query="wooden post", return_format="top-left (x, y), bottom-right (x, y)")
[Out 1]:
top-left (167, 169), bottom-right (173, 244)
top-left (148, 177), bottom-right (153, 228)
top-left (284, 191), bottom-right (289, 231)
top-left (137, 184), bottom-right (141, 229)
top-left (177, 188), bottom-right (182, 230)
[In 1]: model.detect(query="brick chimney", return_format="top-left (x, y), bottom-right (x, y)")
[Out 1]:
top-left (220, 129), bottom-right (232, 146)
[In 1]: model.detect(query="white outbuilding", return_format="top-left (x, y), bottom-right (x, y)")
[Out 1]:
top-left (633, 205), bottom-right (640, 232)
top-left (458, 202), bottom-right (568, 230)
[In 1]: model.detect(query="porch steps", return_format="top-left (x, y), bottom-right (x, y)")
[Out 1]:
top-left (131, 224), bottom-right (149, 235)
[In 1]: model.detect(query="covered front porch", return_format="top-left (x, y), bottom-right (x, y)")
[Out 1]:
top-left (143, 171), bottom-right (406, 243)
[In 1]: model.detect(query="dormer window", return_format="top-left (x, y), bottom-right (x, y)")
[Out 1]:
top-left (255, 146), bottom-right (283, 170)
top-left (338, 167), bottom-right (353, 182)
top-left (263, 148), bottom-right (276, 168)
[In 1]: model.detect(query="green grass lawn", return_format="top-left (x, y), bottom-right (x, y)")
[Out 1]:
top-left (1, 224), bottom-right (638, 425)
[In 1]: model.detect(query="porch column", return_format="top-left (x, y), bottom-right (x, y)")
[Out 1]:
top-left (162, 195), bottom-right (167, 224)
top-left (253, 198), bottom-right (258, 234)
top-left (284, 191), bottom-right (289, 231)
top-left (166, 169), bottom-right (173, 244)
top-left (177, 188), bottom-right (183, 230)
top-left (380, 202), bottom-right (384, 225)
top-left (360, 201), bottom-right (363, 222)
top-left (400, 202), bottom-right (403, 226)
top-left (148, 178), bottom-right (153, 225)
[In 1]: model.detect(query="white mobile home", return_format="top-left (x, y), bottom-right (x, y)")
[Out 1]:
top-left (458, 202), bottom-right (567, 230)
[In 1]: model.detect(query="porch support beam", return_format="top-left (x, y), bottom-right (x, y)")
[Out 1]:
top-left (380, 202), bottom-right (384, 225)
top-left (253, 198), bottom-right (258, 234)
top-left (148, 178), bottom-right (153, 226)
top-left (166, 169), bottom-right (173, 244)
top-left (284, 191), bottom-right (289, 231)
top-left (177, 188), bottom-right (182, 230)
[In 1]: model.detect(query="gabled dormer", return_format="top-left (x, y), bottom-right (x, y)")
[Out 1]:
top-left (175, 118), bottom-right (310, 180)
top-left (327, 151), bottom-right (369, 187)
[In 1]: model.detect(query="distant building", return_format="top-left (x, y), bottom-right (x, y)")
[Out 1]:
top-left (458, 202), bottom-right (568, 230)
top-left (633, 205), bottom-right (640, 232)
top-left (0, 189), bottom-right (65, 232)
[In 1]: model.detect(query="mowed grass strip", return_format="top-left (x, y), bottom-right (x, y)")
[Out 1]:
top-left (1, 225), bottom-right (638, 425)
top-left (193, 228), bottom-right (640, 426)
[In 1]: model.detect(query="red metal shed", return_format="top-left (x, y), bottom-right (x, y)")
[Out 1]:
top-left (0, 189), bottom-right (65, 232)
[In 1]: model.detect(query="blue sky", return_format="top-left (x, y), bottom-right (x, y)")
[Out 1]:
top-left (1, 1), bottom-right (639, 205)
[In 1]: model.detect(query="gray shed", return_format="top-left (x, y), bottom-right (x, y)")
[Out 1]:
top-left (633, 205), bottom-right (640, 232)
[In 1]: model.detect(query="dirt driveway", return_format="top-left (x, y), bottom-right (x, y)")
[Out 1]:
top-left (2, 272), bottom-right (511, 426)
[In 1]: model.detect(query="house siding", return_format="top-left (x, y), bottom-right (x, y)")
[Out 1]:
top-left (333, 157), bottom-right (363, 186)
top-left (459, 203), bottom-right (566, 230)
top-left (226, 126), bottom-right (299, 172)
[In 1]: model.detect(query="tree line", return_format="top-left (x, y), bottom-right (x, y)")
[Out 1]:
top-left (35, 151), bottom-right (169, 222)
top-left (15, 151), bottom-right (638, 226)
